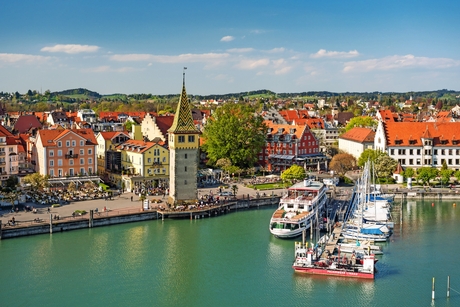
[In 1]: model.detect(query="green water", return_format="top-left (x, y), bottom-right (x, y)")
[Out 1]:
top-left (0, 200), bottom-right (459, 307)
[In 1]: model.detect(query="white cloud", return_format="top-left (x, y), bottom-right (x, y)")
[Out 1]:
top-left (343, 54), bottom-right (460, 72)
top-left (250, 29), bottom-right (265, 34)
top-left (311, 49), bottom-right (359, 59)
top-left (110, 53), bottom-right (229, 64)
top-left (220, 36), bottom-right (235, 42)
top-left (235, 58), bottom-right (270, 70)
top-left (41, 44), bottom-right (100, 54)
top-left (265, 47), bottom-right (285, 54)
top-left (0, 53), bottom-right (52, 63)
top-left (81, 66), bottom-right (142, 73)
top-left (227, 48), bottom-right (254, 53)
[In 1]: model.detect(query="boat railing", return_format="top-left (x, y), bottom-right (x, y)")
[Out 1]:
top-left (271, 211), bottom-right (315, 223)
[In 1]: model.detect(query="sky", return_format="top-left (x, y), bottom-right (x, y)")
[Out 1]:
top-left (1, 0), bottom-right (460, 95)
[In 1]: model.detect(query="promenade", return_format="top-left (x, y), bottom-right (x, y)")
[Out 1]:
top-left (0, 183), bottom-right (280, 225)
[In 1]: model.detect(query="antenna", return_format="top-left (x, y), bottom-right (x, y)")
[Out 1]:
top-left (183, 67), bottom-right (187, 85)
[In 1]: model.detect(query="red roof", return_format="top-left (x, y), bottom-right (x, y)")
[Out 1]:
top-left (384, 122), bottom-right (460, 146)
top-left (340, 127), bottom-right (375, 143)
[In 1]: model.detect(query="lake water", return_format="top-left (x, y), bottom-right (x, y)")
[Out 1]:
top-left (0, 200), bottom-right (459, 307)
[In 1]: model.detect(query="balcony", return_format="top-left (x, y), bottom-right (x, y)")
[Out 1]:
top-left (65, 154), bottom-right (79, 159)
top-left (0, 152), bottom-right (5, 156)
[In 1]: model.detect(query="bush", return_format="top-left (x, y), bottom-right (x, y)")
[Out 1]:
top-left (51, 204), bottom-right (60, 208)
top-left (74, 210), bottom-right (87, 215)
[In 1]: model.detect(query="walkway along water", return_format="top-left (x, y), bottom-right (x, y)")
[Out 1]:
top-left (0, 195), bottom-right (282, 239)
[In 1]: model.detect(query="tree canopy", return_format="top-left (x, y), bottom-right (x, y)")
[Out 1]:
top-left (357, 149), bottom-right (385, 167)
top-left (373, 153), bottom-right (398, 179)
top-left (281, 165), bottom-right (306, 184)
top-left (22, 173), bottom-right (49, 191)
top-left (344, 116), bottom-right (377, 132)
top-left (416, 167), bottom-right (438, 186)
top-left (329, 153), bottom-right (356, 176)
top-left (201, 103), bottom-right (267, 168)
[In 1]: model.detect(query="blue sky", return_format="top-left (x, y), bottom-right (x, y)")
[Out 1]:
top-left (1, 0), bottom-right (459, 95)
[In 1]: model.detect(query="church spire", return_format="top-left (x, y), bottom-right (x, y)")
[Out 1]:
top-left (168, 68), bottom-right (199, 134)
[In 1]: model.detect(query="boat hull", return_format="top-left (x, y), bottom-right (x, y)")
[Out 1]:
top-left (293, 265), bottom-right (374, 279)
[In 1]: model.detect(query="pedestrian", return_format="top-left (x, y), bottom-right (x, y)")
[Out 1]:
top-left (47, 207), bottom-right (50, 213)
top-left (131, 195), bottom-right (133, 202)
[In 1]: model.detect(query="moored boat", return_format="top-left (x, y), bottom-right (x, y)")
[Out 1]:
top-left (269, 179), bottom-right (328, 238)
top-left (292, 242), bottom-right (375, 279)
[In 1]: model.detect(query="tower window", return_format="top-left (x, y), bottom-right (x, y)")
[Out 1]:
top-left (188, 135), bottom-right (195, 142)
top-left (185, 154), bottom-right (188, 159)
top-left (185, 166), bottom-right (187, 172)
top-left (178, 136), bottom-right (185, 143)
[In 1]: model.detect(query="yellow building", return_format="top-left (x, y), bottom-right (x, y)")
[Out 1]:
top-left (96, 131), bottom-right (130, 186)
top-left (117, 139), bottom-right (169, 193)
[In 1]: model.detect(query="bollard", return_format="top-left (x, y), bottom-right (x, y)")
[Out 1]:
top-left (49, 213), bottom-right (53, 234)
top-left (432, 277), bottom-right (435, 300)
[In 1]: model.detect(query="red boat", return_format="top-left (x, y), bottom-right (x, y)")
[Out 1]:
top-left (292, 242), bottom-right (375, 279)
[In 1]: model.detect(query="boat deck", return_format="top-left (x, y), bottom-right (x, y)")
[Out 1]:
top-left (321, 225), bottom-right (342, 259)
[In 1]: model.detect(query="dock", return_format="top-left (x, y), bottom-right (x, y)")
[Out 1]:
top-left (321, 224), bottom-right (342, 259)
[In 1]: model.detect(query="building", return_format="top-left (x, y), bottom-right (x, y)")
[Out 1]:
top-left (374, 121), bottom-right (460, 170)
top-left (118, 139), bottom-right (169, 193)
top-left (34, 128), bottom-right (98, 177)
top-left (96, 131), bottom-right (131, 185)
top-left (338, 127), bottom-right (375, 159)
top-left (168, 74), bottom-right (200, 205)
top-left (140, 113), bottom-right (174, 142)
top-left (258, 122), bottom-right (325, 173)
top-left (0, 125), bottom-right (19, 183)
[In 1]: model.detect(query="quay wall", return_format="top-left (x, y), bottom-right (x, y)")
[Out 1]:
top-left (0, 212), bottom-right (158, 239)
top-left (394, 192), bottom-right (460, 200)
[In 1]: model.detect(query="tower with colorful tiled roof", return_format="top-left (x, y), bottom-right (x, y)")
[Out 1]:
top-left (167, 71), bottom-right (200, 205)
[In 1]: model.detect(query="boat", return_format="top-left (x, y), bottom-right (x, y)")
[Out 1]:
top-left (292, 242), bottom-right (375, 279)
top-left (269, 179), bottom-right (328, 238)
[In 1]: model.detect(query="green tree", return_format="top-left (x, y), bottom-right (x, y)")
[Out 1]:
top-left (416, 167), bottom-right (438, 186)
top-left (373, 154), bottom-right (398, 180)
top-left (439, 169), bottom-right (453, 186)
top-left (231, 184), bottom-right (238, 197)
top-left (202, 103), bottom-right (267, 168)
top-left (329, 153), bottom-right (357, 176)
top-left (344, 116), bottom-right (377, 132)
top-left (23, 173), bottom-right (49, 191)
top-left (357, 149), bottom-right (384, 167)
top-left (124, 120), bottom-right (135, 132)
top-left (281, 165), bottom-right (306, 184)
top-left (454, 170), bottom-right (460, 182)
top-left (402, 167), bottom-right (415, 179)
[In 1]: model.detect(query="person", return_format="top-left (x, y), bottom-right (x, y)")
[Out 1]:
top-left (47, 207), bottom-right (50, 213)
top-left (131, 195), bottom-right (133, 202)
top-left (95, 208), bottom-right (99, 215)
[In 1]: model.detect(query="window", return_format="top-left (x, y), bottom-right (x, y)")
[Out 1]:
top-left (58, 150), bottom-right (62, 157)
top-left (162, 157), bottom-right (166, 162)
top-left (80, 158), bottom-right (84, 165)
top-left (80, 168), bottom-right (85, 174)
top-left (188, 135), bottom-right (195, 142)
top-left (184, 180), bottom-right (187, 185)
top-left (49, 160), bottom-right (54, 166)
top-left (80, 149), bottom-right (84, 155)
top-left (69, 159), bottom-right (74, 165)
top-left (390, 149), bottom-right (394, 155)
top-left (148, 158), bottom-right (151, 163)
top-left (88, 149), bottom-right (92, 155)
top-left (58, 159), bottom-right (62, 166)
top-left (434, 149), bottom-right (438, 155)
top-left (72, 140), bottom-right (76, 147)
top-left (88, 167), bottom-right (92, 174)
top-left (50, 169), bottom-right (54, 177)
top-left (185, 166), bottom-right (187, 172)
top-left (409, 159), bottom-right (413, 165)
top-left (88, 158), bottom-right (93, 164)
top-left (185, 154), bottom-right (188, 159)
top-left (66, 141), bottom-right (70, 147)
top-left (80, 140), bottom-right (84, 146)
top-left (448, 159), bottom-right (452, 165)
top-left (58, 141), bottom-right (62, 147)
top-left (69, 169), bottom-right (74, 176)
top-left (178, 136), bottom-right (185, 143)
top-left (49, 150), bottom-right (54, 157)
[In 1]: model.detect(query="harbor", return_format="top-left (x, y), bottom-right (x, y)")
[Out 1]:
top-left (0, 198), bottom-right (459, 306)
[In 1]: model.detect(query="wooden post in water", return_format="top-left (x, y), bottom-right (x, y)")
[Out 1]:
top-left (0, 221), bottom-right (2, 240)
top-left (432, 277), bottom-right (435, 300)
top-left (447, 275), bottom-right (450, 298)
top-left (89, 210), bottom-right (93, 228)
top-left (49, 213), bottom-right (53, 234)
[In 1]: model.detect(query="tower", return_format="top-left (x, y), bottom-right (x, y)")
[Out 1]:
top-left (168, 70), bottom-right (200, 205)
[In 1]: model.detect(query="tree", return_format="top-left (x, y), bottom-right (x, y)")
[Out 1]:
top-left (439, 169), bottom-right (453, 186)
top-left (5, 175), bottom-right (19, 190)
top-left (373, 154), bottom-right (398, 179)
top-left (357, 149), bottom-right (384, 167)
top-left (416, 167), bottom-right (438, 186)
top-left (344, 116), bottom-right (377, 132)
top-left (329, 153), bottom-right (357, 176)
top-left (23, 173), bottom-right (49, 191)
top-left (124, 120), bottom-right (135, 132)
top-left (402, 167), bottom-right (415, 179)
top-left (231, 184), bottom-right (238, 197)
top-left (202, 103), bottom-right (267, 168)
top-left (281, 165), bottom-right (306, 184)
